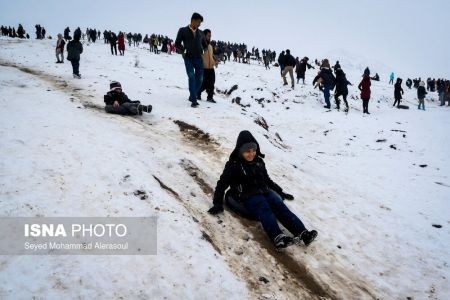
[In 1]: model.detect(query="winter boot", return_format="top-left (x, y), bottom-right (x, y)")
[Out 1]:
top-left (138, 104), bottom-right (152, 114)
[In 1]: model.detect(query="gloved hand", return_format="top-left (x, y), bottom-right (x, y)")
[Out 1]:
top-left (208, 205), bottom-right (224, 215)
top-left (280, 192), bottom-right (294, 200)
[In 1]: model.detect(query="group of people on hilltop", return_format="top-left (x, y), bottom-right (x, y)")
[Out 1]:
top-left (1, 24), bottom-right (29, 39)
top-left (392, 75), bottom-right (449, 109)
top-left (84, 28), bottom-right (101, 43)
top-left (6, 22), bottom-right (449, 113)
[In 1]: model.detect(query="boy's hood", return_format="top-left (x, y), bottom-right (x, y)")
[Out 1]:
top-left (229, 130), bottom-right (265, 160)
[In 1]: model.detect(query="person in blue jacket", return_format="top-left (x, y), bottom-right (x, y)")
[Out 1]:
top-left (389, 72), bottom-right (395, 85)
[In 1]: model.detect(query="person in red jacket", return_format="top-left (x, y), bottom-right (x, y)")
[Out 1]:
top-left (358, 74), bottom-right (372, 114)
top-left (118, 32), bottom-right (125, 56)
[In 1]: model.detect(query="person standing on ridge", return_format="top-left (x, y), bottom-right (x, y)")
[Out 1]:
top-left (282, 49), bottom-right (296, 89)
top-left (389, 72), bottom-right (395, 85)
top-left (197, 29), bottom-right (218, 103)
top-left (175, 12), bottom-right (207, 108)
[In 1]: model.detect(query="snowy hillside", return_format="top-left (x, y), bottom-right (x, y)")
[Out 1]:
top-left (0, 37), bottom-right (449, 300)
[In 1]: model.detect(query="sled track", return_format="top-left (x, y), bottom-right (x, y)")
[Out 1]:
top-left (0, 58), bottom-right (380, 300)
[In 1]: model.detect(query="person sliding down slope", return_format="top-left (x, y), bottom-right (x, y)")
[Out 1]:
top-left (208, 130), bottom-right (317, 250)
top-left (104, 81), bottom-right (152, 115)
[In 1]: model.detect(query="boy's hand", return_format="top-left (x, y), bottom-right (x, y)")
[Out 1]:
top-left (280, 192), bottom-right (294, 201)
top-left (113, 101), bottom-right (119, 108)
top-left (208, 205), bottom-right (224, 215)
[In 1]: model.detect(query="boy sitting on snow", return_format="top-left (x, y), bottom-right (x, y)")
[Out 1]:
top-left (104, 81), bottom-right (152, 115)
top-left (208, 130), bottom-right (318, 250)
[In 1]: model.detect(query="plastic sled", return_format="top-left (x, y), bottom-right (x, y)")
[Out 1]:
top-left (397, 104), bottom-right (409, 109)
top-left (225, 190), bottom-right (258, 220)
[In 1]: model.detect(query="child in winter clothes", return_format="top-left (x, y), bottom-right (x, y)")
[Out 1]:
top-left (66, 32), bottom-right (83, 78)
top-left (208, 130), bottom-right (318, 249)
top-left (417, 81), bottom-right (427, 110)
top-left (104, 81), bottom-right (152, 115)
top-left (393, 78), bottom-right (404, 107)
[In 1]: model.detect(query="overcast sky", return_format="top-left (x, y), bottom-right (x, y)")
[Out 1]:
top-left (1, 0), bottom-right (449, 77)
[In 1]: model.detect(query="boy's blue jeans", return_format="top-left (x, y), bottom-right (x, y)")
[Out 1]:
top-left (244, 190), bottom-right (306, 241)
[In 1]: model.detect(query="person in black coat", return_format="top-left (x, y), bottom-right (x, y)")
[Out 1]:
top-left (66, 32), bottom-right (83, 78)
top-left (109, 31), bottom-right (118, 55)
top-left (208, 130), bottom-right (318, 249)
top-left (175, 12), bottom-right (207, 107)
top-left (334, 68), bottom-right (352, 111)
top-left (295, 57), bottom-right (314, 84)
top-left (393, 78), bottom-right (404, 107)
top-left (333, 60), bottom-right (341, 73)
top-left (282, 50), bottom-right (296, 88)
top-left (104, 81), bottom-right (152, 115)
top-left (277, 51), bottom-right (285, 75)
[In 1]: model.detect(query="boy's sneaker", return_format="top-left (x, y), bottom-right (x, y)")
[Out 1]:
top-left (274, 234), bottom-right (294, 249)
top-left (191, 101), bottom-right (199, 108)
top-left (206, 98), bottom-right (216, 103)
top-left (73, 74), bottom-right (81, 79)
top-left (299, 230), bottom-right (318, 246)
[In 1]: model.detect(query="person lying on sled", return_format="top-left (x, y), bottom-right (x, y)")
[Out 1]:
top-left (208, 130), bottom-right (317, 249)
top-left (104, 81), bottom-right (152, 115)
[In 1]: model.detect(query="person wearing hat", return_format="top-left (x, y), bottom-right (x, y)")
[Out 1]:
top-left (295, 56), bottom-right (314, 85)
top-left (417, 81), bottom-right (427, 110)
top-left (313, 59), bottom-right (336, 109)
top-left (208, 130), bottom-right (318, 249)
top-left (104, 81), bottom-right (152, 115)
top-left (55, 33), bottom-right (65, 63)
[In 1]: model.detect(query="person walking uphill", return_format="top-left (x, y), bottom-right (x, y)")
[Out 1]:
top-left (66, 32), bottom-right (83, 79)
top-left (197, 29), bottom-right (218, 103)
top-left (277, 51), bottom-right (285, 76)
top-left (175, 12), bottom-right (207, 108)
top-left (282, 49), bottom-right (296, 89)
top-left (208, 130), bottom-right (318, 250)
top-left (393, 78), bottom-right (404, 107)
top-left (118, 32), bottom-right (125, 56)
top-left (313, 59), bottom-right (336, 109)
top-left (104, 81), bottom-right (152, 115)
top-left (358, 74), bottom-right (372, 114)
top-left (334, 68), bottom-right (352, 112)
top-left (296, 56), bottom-right (314, 85)
top-left (109, 32), bottom-right (118, 55)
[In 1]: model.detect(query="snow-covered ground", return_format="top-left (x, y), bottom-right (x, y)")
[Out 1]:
top-left (0, 37), bottom-right (449, 300)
